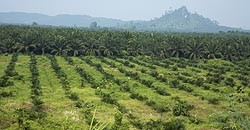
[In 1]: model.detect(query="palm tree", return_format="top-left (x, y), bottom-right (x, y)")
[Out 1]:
top-left (131, 43), bottom-right (144, 56)
top-left (35, 34), bottom-right (49, 55)
top-left (0, 38), bottom-right (16, 54)
top-left (50, 35), bottom-right (70, 56)
top-left (68, 39), bottom-right (85, 56)
top-left (186, 42), bottom-right (204, 60)
top-left (127, 38), bottom-right (144, 56)
top-left (233, 41), bottom-right (244, 60)
top-left (17, 32), bottom-right (36, 54)
top-left (222, 45), bottom-right (235, 61)
top-left (205, 41), bottom-right (220, 59)
top-left (169, 42), bottom-right (185, 58)
top-left (99, 45), bottom-right (114, 57)
top-left (84, 42), bottom-right (100, 56)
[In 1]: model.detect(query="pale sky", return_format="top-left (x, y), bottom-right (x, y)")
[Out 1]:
top-left (0, 0), bottom-right (250, 29)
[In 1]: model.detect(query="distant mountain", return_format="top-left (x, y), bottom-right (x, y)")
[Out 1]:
top-left (0, 6), bottom-right (245, 32)
top-left (0, 12), bottom-right (127, 27)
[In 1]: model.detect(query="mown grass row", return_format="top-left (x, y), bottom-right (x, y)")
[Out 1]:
top-left (152, 57), bottom-right (250, 104)
top-left (63, 56), bottom-right (119, 129)
top-left (47, 55), bottom-right (103, 128)
top-left (64, 56), bottom-right (148, 129)
top-left (120, 57), bottom-right (225, 104)
top-left (84, 57), bottom-right (170, 113)
top-left (13, 55), bottom-right (46, 129)
top-left (110, 57), bottom-right (172, 97)
top-left (92, 57), bottom-right (201, 128)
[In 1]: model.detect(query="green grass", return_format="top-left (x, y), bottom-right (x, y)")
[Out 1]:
top-left (0, 55), bottom-right (250, 130)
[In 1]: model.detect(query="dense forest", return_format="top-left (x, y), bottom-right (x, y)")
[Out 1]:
top-left (0, 25), bottom-right (250, 61)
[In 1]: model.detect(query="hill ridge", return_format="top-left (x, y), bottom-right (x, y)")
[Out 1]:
top-left (0, 6), bottom-right (244, 32)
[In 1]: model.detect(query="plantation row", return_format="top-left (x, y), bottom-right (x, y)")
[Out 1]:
top-left (0, 54), bottom-right (19, 87)
top-left (1, 25), bottom-right (250, 61)
top-left (0, 54), bottom-right (250, 129)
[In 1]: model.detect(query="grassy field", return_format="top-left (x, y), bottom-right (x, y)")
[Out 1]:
top-left (0, 54), bottom-right (250, 130)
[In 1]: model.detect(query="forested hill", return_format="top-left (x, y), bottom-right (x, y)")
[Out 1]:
top-left (0, 6), bottom-right (244, 32)
top-left (120, 6), bottom-right (238, 32)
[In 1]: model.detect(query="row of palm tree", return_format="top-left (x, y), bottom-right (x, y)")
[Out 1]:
top-left (0, 25), bottom-right (250, 61)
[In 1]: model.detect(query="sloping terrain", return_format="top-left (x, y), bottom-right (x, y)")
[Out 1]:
top-left (0, 54), bottom-right (249, 129)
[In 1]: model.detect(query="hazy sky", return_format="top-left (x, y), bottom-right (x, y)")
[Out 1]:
top-left (0, 0), bottom-right (249, 29)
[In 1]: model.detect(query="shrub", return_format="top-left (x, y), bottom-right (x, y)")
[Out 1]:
top-left (208, 98), bottom-right (219, 104)
top-left (15, 108), bottom-right (31, 130)
top-left (189, 116), bottom-right (203, 124)
top-left (124, 61), bottom-right (130, 66)
top-left (0, 91), bottom-right (13, 98)
top-left (171, 96), bottom-right (180, 101)
top-left (144, 119), bottom-right (185, 130)
top-left (150, 71), bottom-right (159, 77)
top-left (96, 64), bottom-right (104, 73)
top-left (207, 72), bottom-right (224, 84)
top-left (202, 84), bottom-right (210, 90)
top-left (155, 86), bottom-right (170, 96)
top-left (130, 93), bottom-right (148, 101)
top-left (144, 120), bottom-right (165, 130)
top-left (153, 104), bottom-right (170, 113)
top-left (75, 101), bottom-right (83, 108)
top-left (224, 77), bottom-right (235, 87)
top-left (120, 83), bottom-right (131, 92)
top-left (112, 112), bottom-right (128, 130)
top-left (181, 72), bottom-right (191, 77)
top-left (173, 100), bottom-right (194, 116)
top-left (114, 79), bottom-right (123, 86)
top-left (140, 68), bottom-right (147, 73)
top-left (156, 75), bottom-right (167, 82)
top-left (211, 88), bottom-right (220, 93)
top-left (145, 100), bottom-right (156, 106)
top-left (194, 77), bottom-right (204, 86)
top-left (241, 80), bottom-right (249, 87)
top-left (177, 85), bottom-right (193, 92)
top-left (100, 92), bottom-right (118, 105)
top-left (165, 119), bottom-right (186, 130)
top-left (0, 76), bottom-right (14, 87)
top-left (172, 65), bottom-right (178, 71)
top-left (69, 92), bottom-right (79, 101)
top-left (177, 63), bottom-right (186, 68)
top-left (170, 79), bottom-right (179, 88)
top-left (14, 75), bottom-right (24, 80)
top-left (140, 79), bottom-right (153, 88)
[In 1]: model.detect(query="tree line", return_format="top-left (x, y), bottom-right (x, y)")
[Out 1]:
top-left (0, 25), bottom-right (250, 61)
